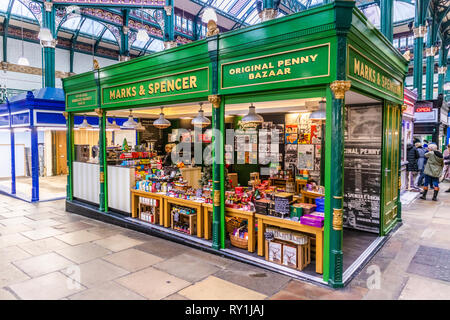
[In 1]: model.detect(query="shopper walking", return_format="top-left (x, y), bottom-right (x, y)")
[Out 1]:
top-left (416, 142), bottom-right (427, 187)
top-left (406, 143), bottom-right (419, 191)
top-left (420, 143), bottom-right (444, 201)
top-left (443, 144), bottom-right (450, 192)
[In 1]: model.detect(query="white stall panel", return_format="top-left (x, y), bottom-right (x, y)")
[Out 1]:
top-left (73, 162), bottom-right (99, 204)
top-left (107, 166), bottom-right (135, 214)
top-left (0, 144), bottom-right (25, 178)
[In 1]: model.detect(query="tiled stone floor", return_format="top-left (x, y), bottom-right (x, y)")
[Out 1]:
top-left (0, 182), bottom-right (449, 300)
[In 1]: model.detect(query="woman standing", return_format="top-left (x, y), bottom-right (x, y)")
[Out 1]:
top-left (420, 143), bottom-right (444, 201)
top-left (406, 143), bottom-right (419, 190)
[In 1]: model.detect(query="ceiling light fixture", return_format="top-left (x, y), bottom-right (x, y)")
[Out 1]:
top-left (122, 109), bottom-right (139, 129)
top-left (106, 118), bottom-right (120, 131)
top-left (191, 102), bottom-right (211, 128)
top-left (17, 4), bottom-right (29, 66)
top-left (153, 107), bottom-right (171, 129)
top-left (309, 99), bottom-right (326, 121)
top-left (241, 103), bottom-right (264, 128)
top-left (78, 115), bottom-right (92, 130)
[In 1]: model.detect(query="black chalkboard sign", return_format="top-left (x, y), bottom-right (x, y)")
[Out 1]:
top-left (139, 119), bottom-right (163, 151)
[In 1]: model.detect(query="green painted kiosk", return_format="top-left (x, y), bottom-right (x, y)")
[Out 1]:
top-left (62, 1), bottom-right (408, 288)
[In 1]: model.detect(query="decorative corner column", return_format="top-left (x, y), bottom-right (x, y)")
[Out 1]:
top-left (29, 100), bottom-right (40, 202)
top-left (42, 0), bottom-right (56, 88)
top-left (63, 111), bottom-right (73, 201)
top-left (413, 25), bottom-right (427, 99)
top-left (328, 79), bottom-right (351, 287)
top-left (163, 1), bottom-right (177, 50)
top-left (95, 107), bottom-right (108, 212)
top-left (209, 94), bottom-right (224, 250)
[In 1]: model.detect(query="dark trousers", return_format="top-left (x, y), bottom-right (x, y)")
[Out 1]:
top-left (417, 169), bottom-right (425, 186)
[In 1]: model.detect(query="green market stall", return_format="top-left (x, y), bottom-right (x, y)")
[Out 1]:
top-left (62, 1), bottom-right (408, 288)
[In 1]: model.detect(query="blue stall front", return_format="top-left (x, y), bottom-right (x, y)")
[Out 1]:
top-left (0, 88), bottom-right (68, 202)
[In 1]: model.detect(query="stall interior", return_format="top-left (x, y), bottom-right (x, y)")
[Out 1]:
top-left (73, 92), bottom-right (386, 279)
top-left (0, 127), bottom-right (67, 201)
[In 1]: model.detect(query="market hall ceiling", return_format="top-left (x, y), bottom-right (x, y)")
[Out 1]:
top-left (0, 0), bottom-right (448, 60)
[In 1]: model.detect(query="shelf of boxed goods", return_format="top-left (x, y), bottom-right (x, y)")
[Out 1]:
top-left (255, 213), bottom-right (324, 274)
top-left (202, 203), bottom-right (256, 253)
top-left (130, 189), bottom-right (166, 226)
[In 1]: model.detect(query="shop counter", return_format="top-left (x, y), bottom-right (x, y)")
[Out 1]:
top-left (202, 203), bottom-right (256, 253)
top-left (130, 189), bottom-right (165, 226)
top-left (73, 161), bottom-right (99, 204)
top-left (108, 166), bottom-right (135, 214)
top-left (164, 197), bottom-right (204, 238)
top-left (255, 213), bottom-right (323, 274)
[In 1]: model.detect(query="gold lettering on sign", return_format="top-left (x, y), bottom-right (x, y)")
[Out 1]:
top-left (353, 58), bottom-right (402, 97)
top-left (108, 76), bottom-right (199, 101)
top-left (228, 54), bottom-right (318, 80)
top-left (71, 92), bottom-right (93, 106)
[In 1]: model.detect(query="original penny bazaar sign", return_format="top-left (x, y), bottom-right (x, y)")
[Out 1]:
top-left (347, 45), bottom-right (403, 101)
top-left (220, 43), bottom-right (330, 90)
top-left (101, 67), bottom-right (210, 106)
top-left (66, 89), bottom-right (97, 110)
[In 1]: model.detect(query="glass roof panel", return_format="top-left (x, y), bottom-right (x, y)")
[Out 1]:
top-left (132, 38), bottom-right (148, 49)
top-left (10, 0), bottom-right (37, 21)
top-left (102, 28), bottom-right (116, 42)
top-left (0, 0), bottom-right (10, 13)
top-left (148, 39), bottom-right (164, 52)
top-left (79, 19), bottom-right (104, 37)
top-left (61, 16), bottom-right (82, 31)
top-left (236, 1), bottom-right (255, 19)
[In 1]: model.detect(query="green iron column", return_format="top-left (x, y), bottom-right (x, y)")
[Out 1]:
top-left (64, 111), bottom-right (74, 201)
top-left (324, 0), bottom-right (353, 287)
top-left (209, 95), bottom-right (224, 250)
top-left (42, 0), bottom-right (56, 88)
top-left (120, 10), bottom-right (130, 62)
top-left (437, 44), bottom-right (448, 95)
top-left (425, 20), bottom-right (438, 100)
top-left (94, 69), bottom-right (108, 212)
top-left (163, 0), bottom-right (176, 49)
top-left (260, 0), bottom-right (278, 22)
top-left (380, 0), bottom-right (394, 42)
top-left (413, 25), bottom-right (426, 99)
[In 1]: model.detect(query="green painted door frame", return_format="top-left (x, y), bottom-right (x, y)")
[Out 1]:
top-left (65, 111), bottom-right (74, 201)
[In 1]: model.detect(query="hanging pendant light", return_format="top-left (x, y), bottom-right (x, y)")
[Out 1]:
top-left (309, 99), bottom-right (326, 121)
top-left (106, 117), bottom-right (120, 131)
top-left (17, 4), bottom-right (29, 66)
top-left (191, 102), bottom-right (211, 128)
top-left (241, 103), bottom-right (264, 127)
top-left (135, 119), bottom-right (146, 131)
top-left (78, 115), bottom-right (92, 130)
top-left (136, 5), bottom-right (149, 42)
top-left (153, 107), bottom-right (171, 129)
top-left (122, 109), bottom-right (139, 129)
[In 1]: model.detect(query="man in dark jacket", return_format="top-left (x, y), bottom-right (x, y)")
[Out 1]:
top-left (406, 143), bottom-right (419, 191)
top-left (416, 142), bottom-right (427, 186)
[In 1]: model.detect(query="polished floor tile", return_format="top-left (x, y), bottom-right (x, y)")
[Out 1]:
top-left (13, 252), bottom-right (75, 278)
top-left (18, 237), bottom-right (70, 256)
top-left (56, 242), bottom-right (112, 264)
top-left (55, 230), bottom-right (104, 246)
top-left (93, 234), bottom-right (145, 252)
top-left (68, 281), bottom-right (146, 300)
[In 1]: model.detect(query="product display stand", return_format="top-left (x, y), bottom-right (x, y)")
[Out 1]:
top-left (130, 189), bottom-right (165, 226)
top-left (164, 197), bottom-right (203, 237)
top-left (203, 203), bottom-right (256, 253)
top-left (300, 189), bottom-right (325, 204)
top-left (256, 213), bottom-right (324, 274)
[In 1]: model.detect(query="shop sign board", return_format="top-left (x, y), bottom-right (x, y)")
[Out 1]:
top-left (220, 43), bottom-right (330, 91)
top-left (414, 101), bottom-right (437, 123)
top-left (66, 89), bottom-right (98, 110)
top-left (101, 67), bottom-right (210, 106)
top-left (347, 45), bottom-right (403, 101)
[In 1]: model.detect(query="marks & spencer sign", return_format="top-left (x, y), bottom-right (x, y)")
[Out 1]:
top-left (101, 67), bottom-right (209, 106)
top-left (347, 45), bottom-right (403, 101)
top-left (220, 43), bottom-right (330, 90)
